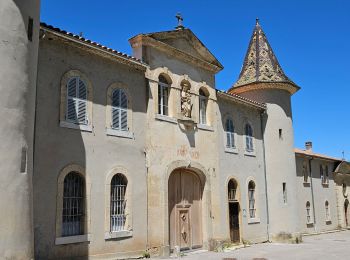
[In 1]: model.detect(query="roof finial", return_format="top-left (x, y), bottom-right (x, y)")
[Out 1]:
top-left (256, 17), bottom-right (260, 26)
top-left (175, 13), bottom-right (184, 30)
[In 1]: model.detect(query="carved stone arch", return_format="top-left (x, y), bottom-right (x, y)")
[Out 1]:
top-left (104, 166), bottom-right (133, 235)
top-left (106, 82), bottom-right (133, 131)
top-left (55, 164), bottom-right (91, 241)
top-left (60, 70), bottom-right (93, 125)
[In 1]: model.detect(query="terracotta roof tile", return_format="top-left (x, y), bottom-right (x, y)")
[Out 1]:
top-left (294, 148), bottom-right (342, 162)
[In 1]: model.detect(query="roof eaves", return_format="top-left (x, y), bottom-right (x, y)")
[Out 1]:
top-left (217, 90), bottom-right (266, 110)
top-left (294, 148), bottom-right (342, 162)
top-left (40, 23), bottom-right (147, 70)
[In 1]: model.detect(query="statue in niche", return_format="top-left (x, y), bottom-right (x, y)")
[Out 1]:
top-left (180, 81), bottom-right (192, 118)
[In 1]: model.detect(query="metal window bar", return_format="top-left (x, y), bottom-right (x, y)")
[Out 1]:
top-left (110, 175), bottom-right (127, 232)
top-left (62, 172), bottom-right (84, 237)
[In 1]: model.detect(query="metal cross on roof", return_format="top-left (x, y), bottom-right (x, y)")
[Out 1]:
top-left (175, 13), bottom-right (184, 30)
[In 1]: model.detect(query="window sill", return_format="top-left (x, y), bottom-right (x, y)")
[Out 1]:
top-left (55, 234), bottom-right (91, 245)
top-left (106, 128), bottom-right (133, 139)
top-left (225, 147), bottom-right (238, 154)
top-left (60, 121), bottom-right (92, 132)
top-left (155, 114), bottom-right (177, 124)
top-left (197, 124), bottom-right (214, 132)
top-left (105, 230), bottom-right (133, 240)
top-left (248, 217), bottom-right (260, 224)
top-left (244, 150), bottom-right (256, 157)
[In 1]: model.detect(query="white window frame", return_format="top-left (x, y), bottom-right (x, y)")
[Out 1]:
top-left (244, 123), bottom-right (255, 155)
top-left (225, 118), bottom-right (235, 149)
top-left (158, 81), bottom-right (169, 116)
top-left (248, 181), bottom-right (256, 219)
top-left (66, 77), bottom-right (88, 125)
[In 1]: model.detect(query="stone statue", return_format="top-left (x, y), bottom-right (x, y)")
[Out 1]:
top-left (180, 82), bottom-right (192, 118)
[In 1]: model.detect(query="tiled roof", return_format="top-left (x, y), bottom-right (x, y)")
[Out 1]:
top-left (294, 148), bottom-right (342, 162)
top-left (40, 23), bottom-right (146, 68)
top-left (217, 90), bottom-right (266, 110)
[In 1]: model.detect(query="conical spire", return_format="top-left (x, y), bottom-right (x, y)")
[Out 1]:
top-left (232, 19), bottom-right (299, 92)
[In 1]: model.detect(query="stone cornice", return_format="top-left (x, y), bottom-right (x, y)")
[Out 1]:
top-left (129, 35), bottom-right (223, 74)
top-left (228, 82), bottom-right (300, 95)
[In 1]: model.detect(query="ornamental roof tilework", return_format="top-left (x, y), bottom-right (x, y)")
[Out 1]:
top-left (233, 20), bottom-right (298, 89)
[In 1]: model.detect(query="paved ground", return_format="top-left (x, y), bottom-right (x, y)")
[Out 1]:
top-left (157, 230), bottom-right (350, 260)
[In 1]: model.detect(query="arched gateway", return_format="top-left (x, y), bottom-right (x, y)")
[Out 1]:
top-left (168, 169), bottom-right (203, 251)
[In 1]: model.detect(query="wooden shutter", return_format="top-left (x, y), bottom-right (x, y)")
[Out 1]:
top-left (67, 78), bottom-right (77, 122)
top-left (112, 89), bottom-right (128, 131)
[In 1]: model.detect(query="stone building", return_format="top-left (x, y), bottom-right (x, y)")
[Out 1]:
top-left (0, 1), bottom-right (349, 259)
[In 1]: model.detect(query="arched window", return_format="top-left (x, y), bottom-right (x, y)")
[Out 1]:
top-left (62, 172), bottom-right (85, 236)
top-left (228, 179), bottom-right (237, 201)
top-left (248, 181), bottom-right (256, 218)
top-left (325, 201), bottom-right (330, 221)
top-left (66, 77), bottom-right (87, 124)
top-left (306, 201), bottom-right (311, 224)
top-left (245, 124), bottom-right (254, 152)
top-left (111, 89), bottom-right (128, 131)
top-left (226, 118), bottom-right (235, 148)
top-left (199, 89), bottom-right (208, 125)
top-left (158, 75), bottom-right (170, 116)
top-left (110, 174), bottom-right (128, 232)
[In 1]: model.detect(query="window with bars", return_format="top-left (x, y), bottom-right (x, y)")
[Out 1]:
top-left (62, 172), bottom-right (85, 237)
top-left (66, 77), bottom-right (88, 124)
top-left (226, 118), bottom-right (235, 148)
top-left (248, 181), bottom-right (256, 218)
top-left (245, 124), bottom-right (254, 152)
top-left (325, 201), bottom-right (330, 221)
top-left (158, 75), bottom-right (169, 116)
top-left (228, 179), bottom-right (237, 201)
top-left (306, 201), bottom-right (311, 224)
top-left (199, 89), bottom-right (207, 125)
top-left (111, 89), bottom-right (128, 131)
top-left (110, 174), bottom-right (127, 232)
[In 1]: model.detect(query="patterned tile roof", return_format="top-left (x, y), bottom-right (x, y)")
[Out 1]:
top-left (40, 23), bottom-right (146, 68)
top-left (233, 19), bottom-right (298, 89)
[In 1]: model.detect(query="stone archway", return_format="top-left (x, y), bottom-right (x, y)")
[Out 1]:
top-left (168, 169), bottom-right (203, 251)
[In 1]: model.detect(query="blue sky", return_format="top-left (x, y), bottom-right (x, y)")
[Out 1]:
top-left (41, 0), bottom-right (349, 160)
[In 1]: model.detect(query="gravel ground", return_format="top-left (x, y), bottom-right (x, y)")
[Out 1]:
top-left (155, 230), bottom-right (350, 260)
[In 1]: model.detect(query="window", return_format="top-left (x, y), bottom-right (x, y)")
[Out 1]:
top-left (325, 165), bottom-right (329, 184)
top-left (320, 165), bottom-right (329, 185)
top-left (66, 77), bottom-right (88, 124)
top-left (226, 118), bottom-right (235, 148)
top-left (343, 183), bottom-right (347, 196)
top-left (279, 128), bottom-right (283, 139)
top-left (228, 179), bottom-right (237, 201)
top-left (245, 124), bottom-right (254, 152)
top-left (110, 174), bottom-right (128, 232)
top-left (199, 89), bottom-right (208, 125)
top-left (248, 181), bottom-right (256, 218)
top-left (111, 89), bottom-right (128, 131)
top-left (303, 161), bottom-right (309, 183)
top-left (306, 201), bottom-right (311, 224)
top-left (283, 182), bottom-right (287, 204)
top-left (325, 201), bottom-right (330, 221)
top-left (27, 17), bottom-right (33, 42)
top-left (158, 75), bottom-right (170, 116)
top-left (62, 172), bottom-right (85, 237)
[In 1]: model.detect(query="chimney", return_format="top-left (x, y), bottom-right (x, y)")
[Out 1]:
top-left (305, 141), bottom-right (312, 152)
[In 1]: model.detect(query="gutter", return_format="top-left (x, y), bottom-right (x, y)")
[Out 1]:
top-left (260, 111), bottom-right (270, 241)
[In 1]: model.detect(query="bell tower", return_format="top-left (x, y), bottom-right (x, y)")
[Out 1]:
top-left (0, 0), bottom-right (40, 258)
top-left (229, 19), bottom-right (301, 241)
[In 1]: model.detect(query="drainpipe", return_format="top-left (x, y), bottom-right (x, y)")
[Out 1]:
top-left (260, 111), bottom-right (270, 241)
top-left (309, 157), bottom-right (317, 231)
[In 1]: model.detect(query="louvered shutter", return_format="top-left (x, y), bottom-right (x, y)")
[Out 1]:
top-left (120, 91), bottom-right (128, 131)
top-left (67, 78), bottom-right (77, 122)
top-left (77, 79), bottom-right (87, 124)
top-left (111, 89), bottom-right (128, 131)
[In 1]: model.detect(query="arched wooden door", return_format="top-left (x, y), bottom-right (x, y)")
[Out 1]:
top-left (168, 169), bottom-right (203, 251)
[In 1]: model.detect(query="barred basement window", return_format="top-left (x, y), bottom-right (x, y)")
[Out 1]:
top-left (226, 118), bottom-right (235, 148)
top-left (248, 181), bottom-right (256, 218)
top-left (66, 77), bottom-right (88, 124)
top-left (110, 174), bottom-right (128, 232)
top-left (62, 172), bottom-right (85, 237)
top-left (158, 75), bottom-right (170, 116)
top-left (245, 124), bottom-right (254, 152)
top-left (111, 89), bottom-right (128, 131)
top-left (199, 89), bottom-right (208, 125)
top-left (306, 201), bottom-right (311, 224)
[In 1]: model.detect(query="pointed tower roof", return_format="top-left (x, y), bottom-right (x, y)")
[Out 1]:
top-left (229, 19), bottom-right (299, 94)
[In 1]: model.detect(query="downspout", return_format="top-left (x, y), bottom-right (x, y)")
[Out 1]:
top-left (309, 157), bottom-right (317, 231)
top-left (260, 110), bottom-right (270, 241)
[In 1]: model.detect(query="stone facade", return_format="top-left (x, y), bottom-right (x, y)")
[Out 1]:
top-left (0, 3), bottom-right (350, 259)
